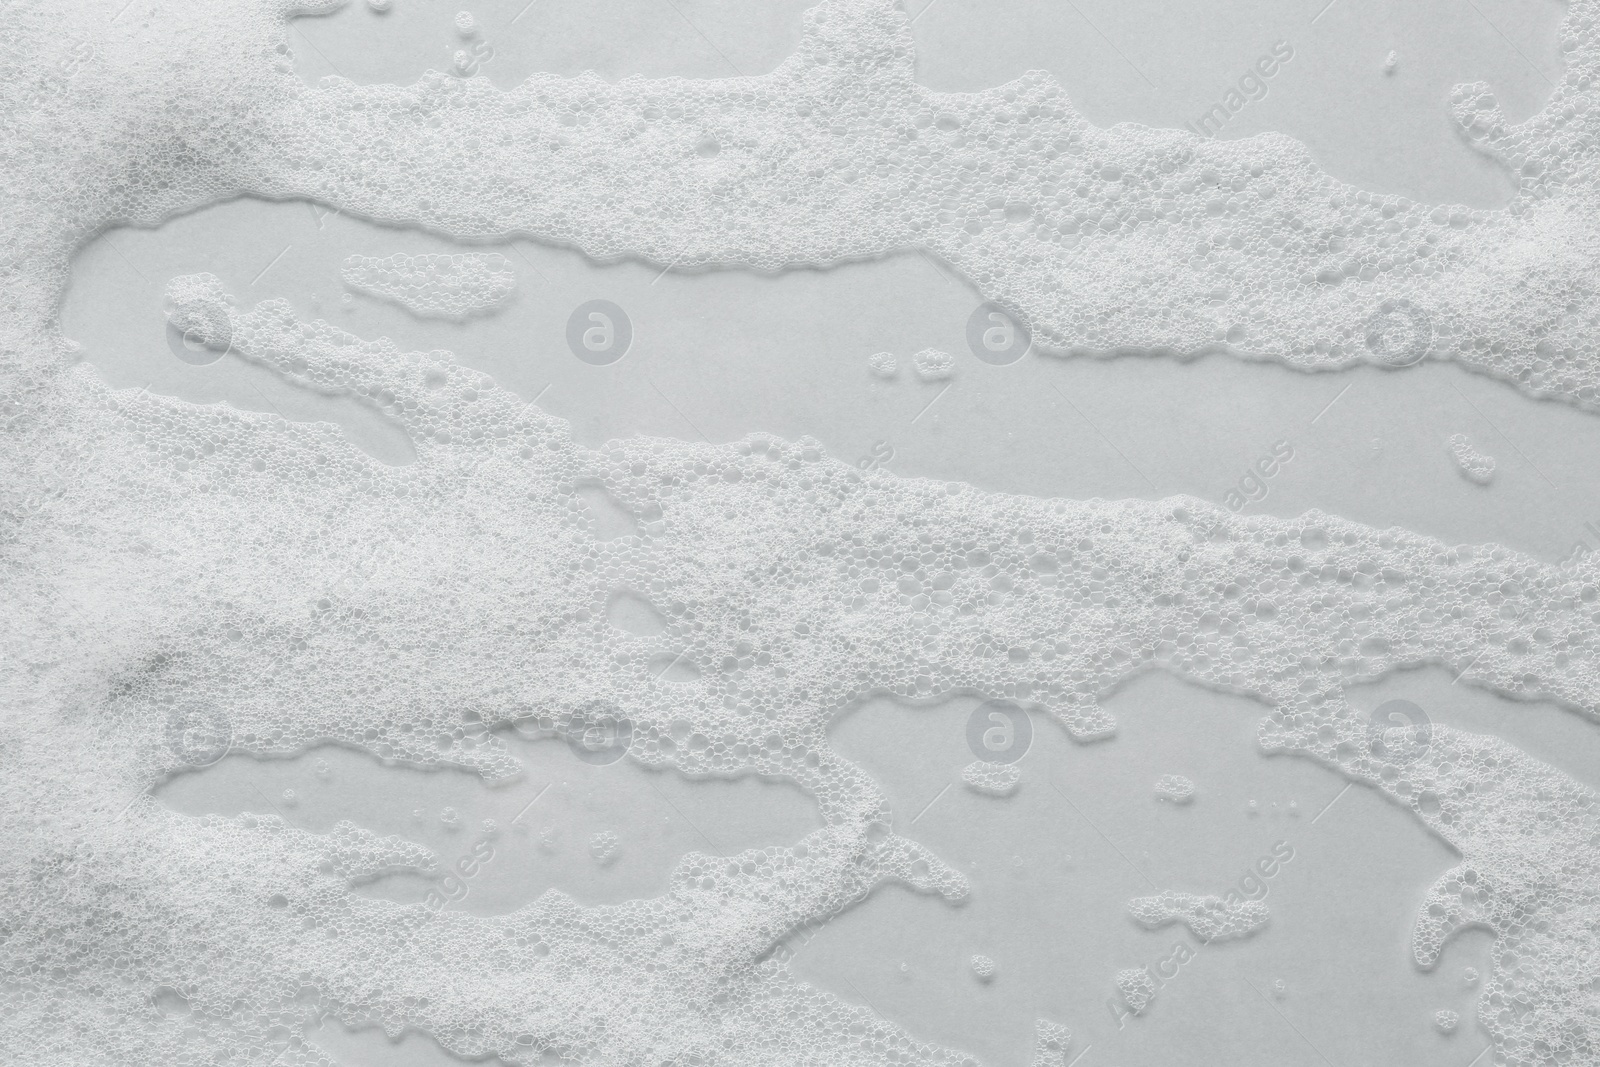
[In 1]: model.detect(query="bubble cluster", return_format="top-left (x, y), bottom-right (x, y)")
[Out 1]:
top-left (1448, 433), bottom-right (1496, 485)
top-left (961, 759), bottom-right (1020, 796)
top-left (867, 350), bottom-right (898, 379)
top-left (340, 251), bottom-right (516, 319)
top-left (912, 348), bottom-right (954, 382)
top-left (1127, 890), bottom-right (1267, 942)
top-left (588, 830), bottom-right (620, 865)
top-left (1114, 968), bottom-right (1156, 1015)
top-left (1153, 773), bottom-right (1195, 804)
top-left (1029, 1020), bottom-right (1072, 1067)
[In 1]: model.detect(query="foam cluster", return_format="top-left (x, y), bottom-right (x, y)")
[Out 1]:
top-left (1448, 433), bottom-right (1496, 484)
top-left (1127, 890), bottom-right (1268, 942)
top-left (961, 759), bottom-right (1020, 796)
top-left (239, 0), bottom-right (1600, 410)
top-left (340, 252), bottom-right (515, 319)
top-left (1152, 773), bottom-right (1195, 804)
top-left (3, 280), bottom-right (1595, 1064)
top-left (4, 2), bottom-right (1600, 1066)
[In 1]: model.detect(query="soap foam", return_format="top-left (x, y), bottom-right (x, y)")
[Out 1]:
top-left (340, 252), bottom-right (515, 319)
top-left (1127, 889), bottom-right (1268, 942)
top-left (7, 277), bottom-right (1596, 1065)
top-left (4, 2), bottom-right (1600, 1066)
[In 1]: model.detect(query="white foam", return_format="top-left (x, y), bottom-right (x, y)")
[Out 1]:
top-left (1127, 889), bottom-right (1268, 942)
top-left (5, 3), bottom-right (1600, 1066)
top-left (1448, 432), bottom-right (1495, 485)
top-left (340, 252), bottom-right (515, 319)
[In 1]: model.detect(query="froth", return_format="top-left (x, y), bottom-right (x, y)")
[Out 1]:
top-left (5, 2), bottom-right (1600, 1065)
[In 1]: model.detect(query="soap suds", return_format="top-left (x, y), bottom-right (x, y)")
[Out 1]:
top-left (340, 252), bottom-right (515, 319)
top-left (3, 2), bottom-right (1600, 1065)
top-left (1127, 890), bottom-right (1268, 942)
